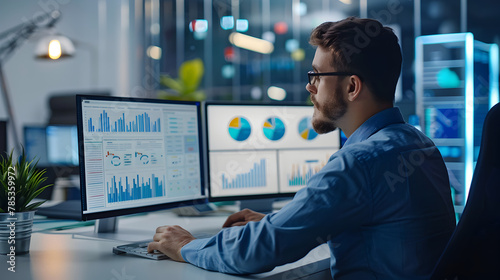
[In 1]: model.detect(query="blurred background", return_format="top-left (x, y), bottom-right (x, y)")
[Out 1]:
top-left (1, 0), bottom-right (499, 147)
top-left (1, 0), bottom-right (498, 210)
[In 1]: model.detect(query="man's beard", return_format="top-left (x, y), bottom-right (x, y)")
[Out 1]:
top-left (311, 88), bottom-right (347, 134)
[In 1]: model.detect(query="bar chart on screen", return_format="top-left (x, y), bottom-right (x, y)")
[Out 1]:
top-left (209, 150), bottom-right (279, 197)
top-left (221, 158), bottom-right (267, 189)
top-left (278, 149), bottom-right (337, 193)
top-left (106, 173), bottom-right (165, 204)
top-left (84, 108), bottom-right (162, 133)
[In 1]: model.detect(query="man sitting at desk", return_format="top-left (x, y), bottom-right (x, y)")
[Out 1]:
top-left (148, 17), bottom-right (456, 279)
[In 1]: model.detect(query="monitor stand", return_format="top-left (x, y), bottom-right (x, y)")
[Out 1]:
top-left (75, 217), bottom-right (151, 242)
top-left (239, 198), bottom-right (275, 213)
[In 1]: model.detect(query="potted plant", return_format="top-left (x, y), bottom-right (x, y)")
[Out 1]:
top-left (158, 58), bottom-right (206, 101)
top-left (0, 148), bottom-right (51, 255)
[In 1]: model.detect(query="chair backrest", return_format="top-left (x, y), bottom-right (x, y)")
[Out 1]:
top-left (431, 103), bottom-right (500, 279)
top-left (48, 91), bottom-right (110, 125)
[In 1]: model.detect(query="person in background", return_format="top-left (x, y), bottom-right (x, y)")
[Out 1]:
top-left (148, 17), bottom-right (456, 279)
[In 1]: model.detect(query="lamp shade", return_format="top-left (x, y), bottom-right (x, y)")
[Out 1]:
top-left (35, 35), bottom-right (75, 59)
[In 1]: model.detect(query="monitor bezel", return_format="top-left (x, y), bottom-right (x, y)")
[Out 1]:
top-left (204, 101), bottom-right (341, 202)
top-left (0, 120), bottom-right (7, 158)
top-left (76, 95), bottom-right (207, 221)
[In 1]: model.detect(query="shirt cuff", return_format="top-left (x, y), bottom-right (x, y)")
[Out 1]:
top-left (181, 238), bottom-right (210, 264)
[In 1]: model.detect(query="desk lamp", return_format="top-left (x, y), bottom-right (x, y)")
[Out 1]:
top-left (0, 10), bottom-right (74, 148)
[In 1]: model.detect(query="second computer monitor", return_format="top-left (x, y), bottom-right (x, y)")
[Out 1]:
top-left (205, 103), bottom-right (341, 202)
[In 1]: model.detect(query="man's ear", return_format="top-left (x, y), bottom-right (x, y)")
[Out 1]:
top-left (346, 75), bottom-right (362, 102)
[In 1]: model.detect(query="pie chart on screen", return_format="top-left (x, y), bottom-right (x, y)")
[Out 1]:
top-left (228, 117), bottom-right (251, 141)
top-left (263, 117), bottom-right (285, 141)
top-left (298, 116), bottom-right (318, 140)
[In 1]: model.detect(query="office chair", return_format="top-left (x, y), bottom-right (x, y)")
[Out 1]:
top-left (430, 103), bottom-right (500, 280)
top-left (48, 91), bottom-right (110, 124)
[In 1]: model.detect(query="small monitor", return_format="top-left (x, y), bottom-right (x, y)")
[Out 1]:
top-left (24, 125), bottom-right (79, 166)
top-left (46, 125), bottom-right (79, 165)
top-left (76, 95), bottom-right (206, 222)
top-left (205, 103), bottom-right (340, 210)
top-left (24, 126), bottom-right (49, 166)
top-left (0, 121), bottom-right (7, 158)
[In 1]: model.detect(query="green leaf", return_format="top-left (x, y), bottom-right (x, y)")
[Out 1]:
top-left (160, 76), bottom-right (184, 93)
top-left (0, 147), bottom-right (51, 212)
top-left (179, 58), bottom-right (204, 93)
top-left (25, 200), bottom-right (47, 211)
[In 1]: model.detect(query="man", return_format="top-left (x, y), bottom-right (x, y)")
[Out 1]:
top-left (148, 17), bottom-right (456, 279)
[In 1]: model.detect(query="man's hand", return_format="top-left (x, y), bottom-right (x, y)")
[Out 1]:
top-left (223, 208), bottom-right (266, 228)
top-left (147, 225), bottom-right (195, 262)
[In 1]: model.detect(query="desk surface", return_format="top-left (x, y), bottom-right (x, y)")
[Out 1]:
top-left (1, 210), bottom-right (331, 280)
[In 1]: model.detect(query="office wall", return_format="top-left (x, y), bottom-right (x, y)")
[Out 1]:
top-left (0, 0), bottom-right (143, 151)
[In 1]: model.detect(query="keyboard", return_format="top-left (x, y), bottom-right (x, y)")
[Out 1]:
top-left (113, 230), bottom-right (220, 260)
top-left (113, 241), bottom-right (168, 260)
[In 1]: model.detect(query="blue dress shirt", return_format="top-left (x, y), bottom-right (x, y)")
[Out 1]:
top-left (182, 107), bottom-right (456, 279)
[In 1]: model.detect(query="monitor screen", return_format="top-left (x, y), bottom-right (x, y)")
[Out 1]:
top-left (205, 103), bottom-right (341, 201)
top-left (77, 95), bottom-right (206, 221)
top-left (46, 125), bottom-right (79, 165)
top-left (24, 126), bottom-right (49, 166)
top-left (24, 125), bottom-right (79, 166)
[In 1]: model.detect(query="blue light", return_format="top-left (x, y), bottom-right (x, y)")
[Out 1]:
top-left (189, 19), bottom-right (208, 33)
top-left (236, 19), bottom-right (249, 32)
top-left (436, 68), bottom-right (460, 88)
top-left (285, 39), bottom-right (299, 52)
top-left (464, 32), bottom-right (474, 202)
top-left (222, 64), bottom-right (235, 79)
top-left (490, 43), bottom-right (499, 107)
top-left (220, 16), bottom-right (234, 30)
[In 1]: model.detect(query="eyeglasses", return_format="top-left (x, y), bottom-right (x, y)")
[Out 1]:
top-left (307, 71), bottom-right (360, 85)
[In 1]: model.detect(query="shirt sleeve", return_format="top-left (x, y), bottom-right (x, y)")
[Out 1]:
top-left (181, 151), bottom-right (371, 274)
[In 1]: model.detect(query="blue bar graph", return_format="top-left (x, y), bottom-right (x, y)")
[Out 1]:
top-left (288, 160), bottom-right (322, 186)
top-left (221, 159), bottom-right (266, 189)
top-left (106, 174), bottom-right (165, 203)
top-left (87, 110), bottom-right (161, 133)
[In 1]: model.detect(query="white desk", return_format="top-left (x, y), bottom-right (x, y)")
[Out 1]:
top-left (0, 210), bottom-right (332, 280)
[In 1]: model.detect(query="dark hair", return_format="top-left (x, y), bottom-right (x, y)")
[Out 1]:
top-left (309, 17), bottom-right (402, 103)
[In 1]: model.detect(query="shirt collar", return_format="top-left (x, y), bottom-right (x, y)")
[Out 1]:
top-left (343, 107), bottom-right (405, 147)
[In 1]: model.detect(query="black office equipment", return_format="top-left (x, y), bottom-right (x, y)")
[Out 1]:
top-left (48, 91), bottom-right (110, 125)
top-left (0, 120), bottom-right (6, 158)
top-left (36, 200), bottom-right (82, 220)
top-left (431, 103), bottom-right (500, 279)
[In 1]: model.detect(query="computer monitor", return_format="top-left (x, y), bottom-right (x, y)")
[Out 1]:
top-left (205, 102), bottom-right (341, 212)
top-left (46, 125), bottom-right (79, 165)
top-left (76, 95), bottom-right (206, 229)
top-left (0, 120), bottom-right (7, 158)
top-left (24, 125), bottom-right (79, 166)
top-left (24, 126), bottom-right (49, 166)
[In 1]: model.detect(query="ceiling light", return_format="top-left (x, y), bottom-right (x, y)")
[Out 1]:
top-left (229, 32), bottom-right (274, 54)
top-left (267, 86), bottom-right (286, 101)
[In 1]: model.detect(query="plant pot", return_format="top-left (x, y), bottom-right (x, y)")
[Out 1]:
top-left (0, 211), bottom-right (35, 255)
